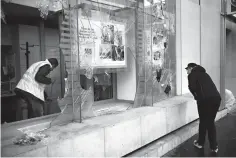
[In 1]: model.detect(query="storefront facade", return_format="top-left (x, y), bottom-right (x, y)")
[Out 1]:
top-left (1, 0), bottom-right (234, 157)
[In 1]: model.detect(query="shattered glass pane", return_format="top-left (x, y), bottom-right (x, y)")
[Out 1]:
top-left (85, 66), bottom-right (94, 79)
top-left (58, 0), bottom-right (176, 121)
top-left (36, 0), bottom-right (67, 18)
top-left (138, 0), bottom-right (177, 105)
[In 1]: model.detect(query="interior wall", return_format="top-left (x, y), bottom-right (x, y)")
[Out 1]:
top-left (225, 19), bottom-right (236, 96)
top-left (1, 24), bottom-right (15, 81)
top-left (1, 24), bottom-right (12, 46)
top-left (117, 10), bottom-right (136, 101)
top-left (19, 25), bottom-right (41, 77)
top-left (1, 24), bottom-right (22, 83)
top-left (180, 0), bottom-right (201, 94)
top-left (18, 25), bottom-right (62, 99)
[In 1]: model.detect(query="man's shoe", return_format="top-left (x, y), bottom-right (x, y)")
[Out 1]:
top-left (193, 140), bottom-right (203, 149)
top-left (211, 146), bottom-right (219, 153)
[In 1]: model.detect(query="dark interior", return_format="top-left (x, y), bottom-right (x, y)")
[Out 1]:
top-left (1, 2), bottom-right (59, 28)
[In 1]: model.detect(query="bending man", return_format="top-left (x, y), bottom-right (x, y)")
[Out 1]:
top-left (186, 63), bottom-right (221, 154)
top-left (15, 58), bottom-right (58, 118)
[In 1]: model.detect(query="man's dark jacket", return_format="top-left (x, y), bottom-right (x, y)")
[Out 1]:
top-left (188, 65), bottom-right (221, 102)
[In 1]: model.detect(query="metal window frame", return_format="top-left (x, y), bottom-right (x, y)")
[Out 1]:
top-left (219, 0), bottom-right (227, 110)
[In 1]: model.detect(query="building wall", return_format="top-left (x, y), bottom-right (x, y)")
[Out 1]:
top-left (226, 19), bottom-right (236, 96)
top-left (176, 0), bottom-right (201, 94)
top-left (176, 0), bottom-right (222, 96)
top-left (200, 0), bottom-right (221, 91)
top-left (181, 0), bottom-right (201, 94)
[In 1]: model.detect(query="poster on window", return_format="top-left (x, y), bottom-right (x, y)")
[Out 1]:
top-left (78, 19), bottom-right (98, 67)
top-left (80, 44), bottom-right (94, 66)
top-left (78, 18), bottom-right (126, 68)
top-left (152, 25), bottom-right (166, 68)
top-left (144, 29), bottom-right (164, 68)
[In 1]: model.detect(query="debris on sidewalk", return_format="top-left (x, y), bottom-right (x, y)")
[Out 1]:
top-left (13, 132), bottom-right (48, 146)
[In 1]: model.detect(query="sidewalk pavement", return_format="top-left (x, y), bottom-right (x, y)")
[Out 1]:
top-left (163, 108), bottom-right (236, 157)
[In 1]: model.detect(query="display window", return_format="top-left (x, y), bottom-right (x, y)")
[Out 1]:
top-left (59, 0), bottom-right (178, 119)
top-left (66, 0), bottom-right (138, 119)
top-left (1, 0), bottom-right (177, 127)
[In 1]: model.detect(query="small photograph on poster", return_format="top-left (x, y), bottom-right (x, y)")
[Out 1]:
top-left (145, 49), bottom-right (152, 62)
top-left (101, 24), bottom-right (114, 44)
top-left (114, 30), bottom-right (123, 46)
top-left (99, 44), bottom-right (112, 60)
top-left (153, 33), bottom-right (164, 47)
top-left (111, 45), bottom-right (124, 61)
top-left (111, 25), bottom-right (125, 61)
top-left (153, 50), bottom-right (164, 68)
top-left (84, 48), bottom-right (92, 56)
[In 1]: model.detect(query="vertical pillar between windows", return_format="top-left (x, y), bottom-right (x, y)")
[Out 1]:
top-left (39, 20), bottom-right (45, 60)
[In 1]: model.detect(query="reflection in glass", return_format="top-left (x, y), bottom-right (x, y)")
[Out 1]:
top-left (93, 73), bottom-right (113, 101)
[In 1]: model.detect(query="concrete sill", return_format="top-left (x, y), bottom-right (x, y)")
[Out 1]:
top-left (125, 108), bottom-right (229, 157)
top-left (2, 95), bottom-right (200, 157)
